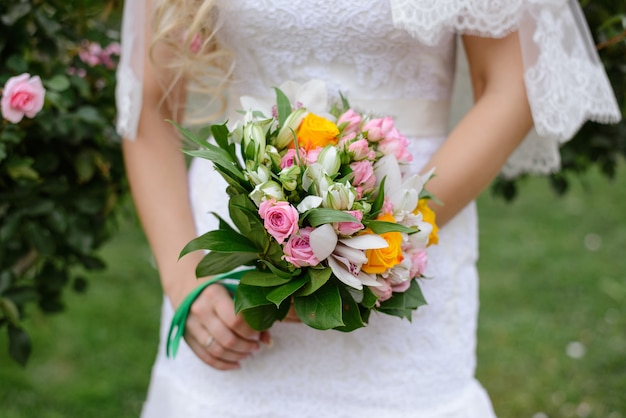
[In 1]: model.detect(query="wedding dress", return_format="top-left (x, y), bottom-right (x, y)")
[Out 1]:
top-left (115, 1), bottom-right (620, 417)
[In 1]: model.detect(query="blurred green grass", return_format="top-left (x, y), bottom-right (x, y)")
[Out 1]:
top-left (1, 167), bottom-right (625, 418)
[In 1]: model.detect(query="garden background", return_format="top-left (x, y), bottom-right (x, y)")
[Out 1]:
top-left (1, 1), bottom-right (625, 417)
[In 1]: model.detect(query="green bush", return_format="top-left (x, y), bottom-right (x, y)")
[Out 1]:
top-left (0, 1), bottom-right (126, 365)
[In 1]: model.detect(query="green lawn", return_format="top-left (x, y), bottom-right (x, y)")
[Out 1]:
top-left (1, 167), bottom-right (625, 417)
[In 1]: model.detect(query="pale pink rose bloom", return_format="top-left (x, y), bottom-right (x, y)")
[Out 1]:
top-left (305, 147), bottom-right (321, 165)
top-left (335, 210), bottom-right (364, 236)
top-left (391, 280), bottom-right (411, 293)
top-left (280, 148), bottom-right (306, 169)
top-left (337, 109), bottom-right (362, 136)
top-left (381, 197), bottom-right (394, 215)
top-left (409, 250), bottom-right (428, 278)
top-left (349, 160), bottom-right (376, 193)
top-left (378, 128), bottom-right (413, 163)
top-left (348, 139), bottom-right (371, 161)
top-left (283, 227), bottom-right (320, 267)
top-left (363, 116), bottom-right (394, 142)
top-left (1, 73), bottom-right (46, 123)
top-left (371, 278), bottom-right (393, 302)
top-left (258, 199), bottom-right (299, 244)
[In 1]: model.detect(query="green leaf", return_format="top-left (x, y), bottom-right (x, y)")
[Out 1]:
top-left (75, 106), bottom-right (105, 125)
top-left (1, 3), bottom-right (31, 25)
top-left (184, 148), bottom-right (246, 181)
top-left (240, 301), bottom-right (290, 331)
top-left (196, 252), bottom-right (258, 277)
top-left (257, 260), bottom-right (296, 279)
top-left (234, 284), bottom-right (275, 311)
top-left (334, 286), bottom-right (366, 332)
top-left (364, 220), bottom-right (416, 235)
top-left (293, 281), bottom-right (344, 330)
top-left (370, 177), bottom-right (386, 216)
top-left (303, 208), bottom-right (360, 227)
top-left (267, 275), bottom-right (308, 307)
top-left (376, 280), bottom-right (427, 320)
top-left (0, 297), bottom-right (21, 327)
top-left (169, 120), bottom-right (210, 148)
top-left (74, 150), bottom-right (96, 183)
top-left (240, 270), bottom-right (292, 287)
top-left (274, 87), bottom-right (292, 127)
top-left (361, 286), bottom-right (378, 309)
top-left (211, 123), bottom-right (238, 162)
top-left (298, 267), bottom-right (332, 296)
top-left (180, 229), bottom-right (258, 258)
top-left (45, 75), bottom-right (71, 92)
top-left (8, 325), bottom-right (31, 367)
top-left (6, 156), bottom-right (39, 181)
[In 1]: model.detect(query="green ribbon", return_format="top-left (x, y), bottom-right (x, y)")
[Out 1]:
top-left (166, 268), bottom-right (253, 358)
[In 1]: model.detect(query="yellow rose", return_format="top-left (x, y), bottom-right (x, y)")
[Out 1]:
top-left (361, 213), bottom-right (404, 274)
top-left (414, 199), bottom-right (439, 246)
top-left (294, 113), bottom-right (339, 151)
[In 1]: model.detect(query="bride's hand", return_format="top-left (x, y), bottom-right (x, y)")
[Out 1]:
top-left (183, 283), bottom-right (271, 371)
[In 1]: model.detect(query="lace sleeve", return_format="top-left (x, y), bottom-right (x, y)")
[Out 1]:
top-left (114, 0), bottom-right (147, 140)
top-left (390, 0), bottom-right (622, 177)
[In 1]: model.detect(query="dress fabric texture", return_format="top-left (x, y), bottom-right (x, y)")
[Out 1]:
top-left (112, 1), bottom-right (620, 417)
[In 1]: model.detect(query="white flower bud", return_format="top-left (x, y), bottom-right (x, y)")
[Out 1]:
top-left (317, 145), bottom-right (341, 176)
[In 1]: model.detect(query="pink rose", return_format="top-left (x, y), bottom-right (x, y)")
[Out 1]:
top-left (305, 147), bottom-right (321, 165)
top-left (391, 280), bottom-right (411, 293)
top-left (363, 116), bottom-right (394, 142)
top-left (378, 128), bottom-right (413, 163)
top-left (337, 109), bottom-right (362, 136)
top-left (1, 73), bottom-right (46, 123)
top-left (409, 250), bottom-right (428, 278)
top-left (348, 139), bottom-right (373, 161)
top-left (258, 199), bottom-right (299, 244)
top-left (371, 278), bottom-right (393, 302)
top-left (335, 210), bottom-right (364, 236)
top-left (349, 161), bottom-right (376, 194)
top-left (283, 227), bottom-right (319, 267)
top-left (280, 148), bottom-right (306, 169)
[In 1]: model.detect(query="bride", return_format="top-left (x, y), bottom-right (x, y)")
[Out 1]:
top-left (115, 0), bottom-right (620, 417)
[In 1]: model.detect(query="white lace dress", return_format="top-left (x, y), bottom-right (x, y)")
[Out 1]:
top-left (115, 1), bottom-right (620, 417)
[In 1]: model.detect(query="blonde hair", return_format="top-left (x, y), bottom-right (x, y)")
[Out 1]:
top-left (150, 0), bottom-right (234, 125)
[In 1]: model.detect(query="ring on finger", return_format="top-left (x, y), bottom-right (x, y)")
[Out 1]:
top-left (203, 334), bottom-right (215, 349)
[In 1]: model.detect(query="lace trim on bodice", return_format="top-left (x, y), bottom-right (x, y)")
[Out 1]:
top-left (389, 0), bottom-right (621, 177)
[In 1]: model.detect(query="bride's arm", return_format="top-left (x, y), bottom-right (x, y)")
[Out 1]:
top-left (121, 3), bottom-right (265, 370)
top-left (424, 32), bottom-right (534, 226)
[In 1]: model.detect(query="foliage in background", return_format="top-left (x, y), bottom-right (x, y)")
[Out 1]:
top-left (0, 0), bottom-right (125, 365)
top-left (493, 0), bottom-right (626, 200)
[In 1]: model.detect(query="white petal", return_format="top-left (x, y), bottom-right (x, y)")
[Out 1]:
top-left (328, 255), bottom-right (363, 290)
top-left (240, 95), bottom-right (272, 118)
top-left (340, 234), bottom-right (388, 250)
top-left (309, 223), bottom-right (337, 261)
top-left (295, 79), bottom-right (328, 114)
top-left (374, 155), bottom-right (402, 205)
top-left (296, 195), bottom-right (323, 213)
top-left (333, 243), bottom-right (368, 265)
top-left (357, 272), bottom-right (383, 287)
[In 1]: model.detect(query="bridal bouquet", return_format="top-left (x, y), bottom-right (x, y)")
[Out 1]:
top-left (169, 80), bottom-right (438, 350)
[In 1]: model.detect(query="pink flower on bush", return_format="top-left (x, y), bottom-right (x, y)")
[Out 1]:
top-left (409, 250), bottom-right (428, 278)
top-left (349, 160), bottom-right (376, 196)
top-left (258, 199), bottom-right (299, 244)
top-left (283, 227), bottom-right (319, 267)
top-left (78, 41), bottom-right (120, 69)
top-left (363, 116), bottom-right (394, 142)
top-left (337, 109), bottom-right (362, 136)
top-left (1, 73), bottom-right (46, 123)
top-left (378, 128), bottom-right (413, 163)
top-left (335, 210), bottom-right (364, 236)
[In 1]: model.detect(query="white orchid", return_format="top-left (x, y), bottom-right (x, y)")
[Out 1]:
top-left (374, 155), bottom-right (428, 222)
top-left (302, 163), bottom-right (333, 196)
top-left (309, 224), bottom-right (388, 290)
